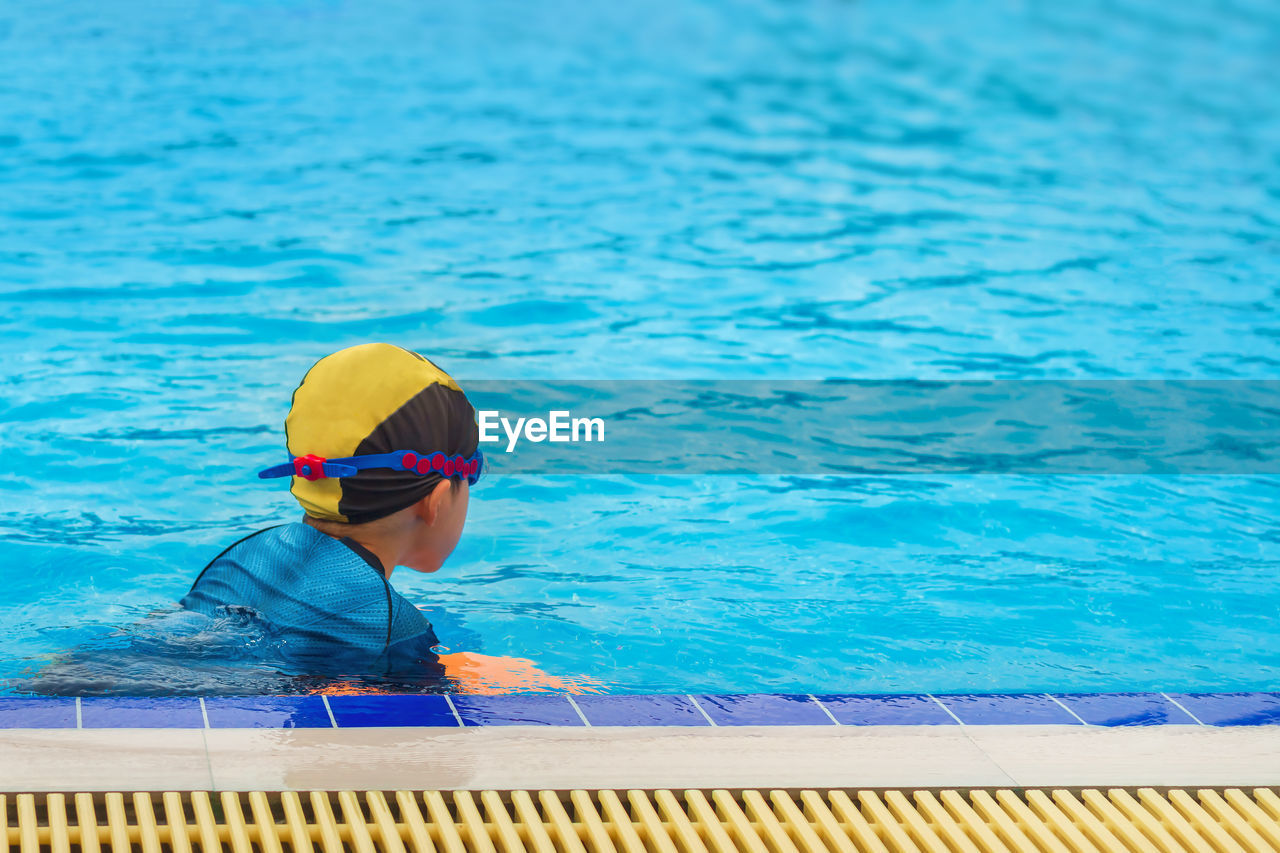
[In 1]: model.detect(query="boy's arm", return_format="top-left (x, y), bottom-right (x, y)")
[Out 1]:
top-left (435, 652), bottom-right (604, 695)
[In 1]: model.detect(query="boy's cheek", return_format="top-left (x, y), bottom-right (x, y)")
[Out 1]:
top-left (407, 538), bottom-right (451, 573)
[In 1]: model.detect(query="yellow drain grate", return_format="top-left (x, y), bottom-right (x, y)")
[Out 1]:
top-left (2, 788), bottom-right (1279, 852)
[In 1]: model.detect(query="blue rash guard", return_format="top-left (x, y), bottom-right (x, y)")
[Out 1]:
top-left (181, 522), bottom-right (444, 678)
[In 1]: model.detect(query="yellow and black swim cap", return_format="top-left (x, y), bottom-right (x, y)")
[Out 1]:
top-left (279, 343), bottom-right (478, 524)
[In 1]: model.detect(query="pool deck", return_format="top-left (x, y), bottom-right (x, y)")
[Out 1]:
top-left (0, 692), bottom-right (1277, 792)
top-left (1, 724), bottom-right (1279, 792)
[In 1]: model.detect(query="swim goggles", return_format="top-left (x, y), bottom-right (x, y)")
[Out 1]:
top-left (258, 449), bottom-right (484, 485)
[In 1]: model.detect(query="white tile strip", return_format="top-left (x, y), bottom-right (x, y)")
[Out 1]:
top-left (7, 724), bottom-right (1270, 792)
top-left (927, 694), bottom-right (966, 725)
top-left (565, 695), bottom-right (592, 727)
top-left (808, 694), bottom-right (841, 726)
top-left (687, 694), bottom-right (717, 727)
top-left (75, 697), bottom-right (82, 730)
top-left (443, 693), bottom-right (464, 727)
top-left (199, 697), bottom-right (211, 729)
top-left (1045, 694), bottom-right (1090, 726)
top-left (1162, 692), bottom-right (1206, 725)
top-left (320, 695), bottom-right (338, 728)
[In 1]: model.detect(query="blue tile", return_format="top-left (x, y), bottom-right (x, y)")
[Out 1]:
top-left (451, 695), bottom-right (584, 726)
top-left (80, 697), bottom-right (205, 729)
top-left (0, 697), bottom-right (77, 729)
top-left (328, 694), bottom-right (459, 728)
top-left (203, 696), bottom-right (332, 729)
top-left (934, 694), bottom-right (1082, 725)
top-left (1165, 692), bottom-right (1280, 726)
top-left (815, 694), bottom-right (958, 726)
top-left (695, 694), bottom-right (833, 726)
top-left (1053, 693), bottom-right (1196, 726)
top-left (573, 694), bottom-right (710, 727)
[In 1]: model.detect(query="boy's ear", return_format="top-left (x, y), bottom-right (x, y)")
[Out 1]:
top-left (416, 480), bottom-right (453, 527)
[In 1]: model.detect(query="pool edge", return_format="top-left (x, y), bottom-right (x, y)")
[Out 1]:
top-left (2, 723), bottom-right (1279, 792)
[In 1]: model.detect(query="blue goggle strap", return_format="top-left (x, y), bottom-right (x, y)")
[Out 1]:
top-left (258, 449), bottom-right (484, 485)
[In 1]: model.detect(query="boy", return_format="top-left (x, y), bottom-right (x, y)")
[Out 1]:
top-left (184, 343), bottom-right (586, 692)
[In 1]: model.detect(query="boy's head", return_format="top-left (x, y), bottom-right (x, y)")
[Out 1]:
top-left (274, 343), bottom-right (479, 570)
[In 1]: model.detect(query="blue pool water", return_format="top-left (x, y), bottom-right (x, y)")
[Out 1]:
top-left (2, 0), bottom-right (1279, 695)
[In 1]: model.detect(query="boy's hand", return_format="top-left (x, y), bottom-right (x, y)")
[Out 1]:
top-left (436, 652), bottom-right (605, 695)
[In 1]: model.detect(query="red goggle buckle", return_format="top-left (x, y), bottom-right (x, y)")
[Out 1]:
top-left (293, 454), bottom-right (328, 481)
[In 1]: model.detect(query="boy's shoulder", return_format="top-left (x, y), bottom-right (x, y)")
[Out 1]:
top-left (182, 522), bottom-right (390, 613)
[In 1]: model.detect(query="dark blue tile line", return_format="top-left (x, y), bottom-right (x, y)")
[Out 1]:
top-left (931, 693), bottom-right (1085, 726)
top-left (1164, 692), bottom-right (1280, 726)
top-left (695, 693), bottom-right (833, 727)
top-left (0, 697), bottom-right (77, 729)
top-left (1, 692), bottom-right (1277, 728)
top-left (452, 693), bottom-right (586, 726)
